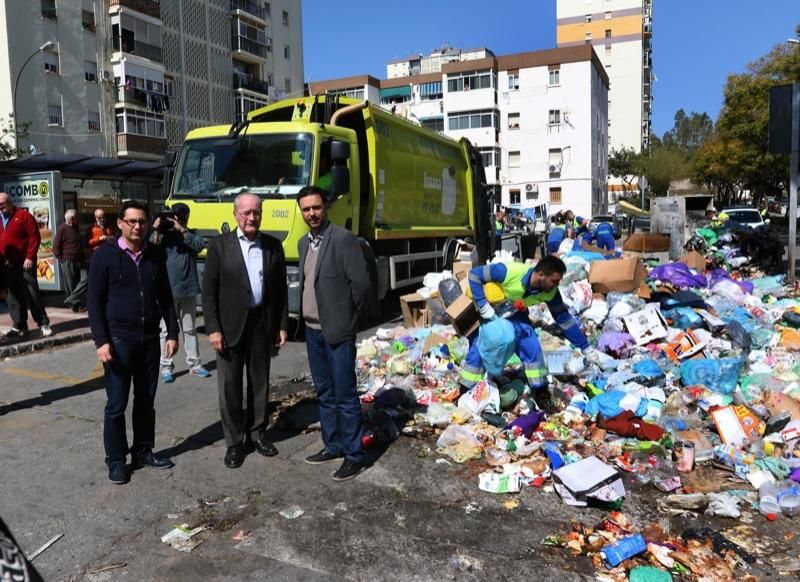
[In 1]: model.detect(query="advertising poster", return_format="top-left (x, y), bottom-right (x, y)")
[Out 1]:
top-left (2, 172), bottom-right (62, 291)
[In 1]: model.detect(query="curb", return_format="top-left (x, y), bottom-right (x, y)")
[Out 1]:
top-left (0, 330), bottom-right (94, 359)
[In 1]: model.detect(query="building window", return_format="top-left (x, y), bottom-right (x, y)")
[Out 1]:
top-left (41, 0), bottom-right (56, 19)
top-left (284, 78), bottom-right (291, 93)
top-left (508, 151), bottom-right (521, 168)
top-left (282, 10), bottom-right (288, 25)
top-left (605, 11), bottom-right (612, 19)
top-left (82, 9), bottom-right (95, 32)
top-left (165, 76), bottom-right (176, 97)
top-left (548, 109), bottom-right (561, 126)
top-left (584, 14), bottom-right (592, 22)
top-left (549, 148), bottom-right (563, 174)
top-left (84, 61), bottom-right (97, 82)
top-left (421, 118), bottom-right (444, 132)
top-left (447, 70), bottom-right (495, 92)
top-left (548, 69), bottom-right (560, 86)
top-left (48, 102), bottom-right (63, 126)
top-left (479, 147), bottom-right (500, 168)
top-left (508, 112), bottom-right (520, 130)
top-left (265, 2), bottom-right (270, 17)
top-left (508, 73), bottom-right (519, 91)
top-left (116, 109), bottom-right (165, 137)
top-left (329, 86), bottom-right (365, 99)
top-left (447, 109), bottom-right (498, 130)
top-left (605, 29), bottom-right (612, 38)
top-left (585, 32), bottom-right (592, 42)
top-left (510, 189), bottom-right (521, 205)
top-left (266, 37), bottom-right (272, 52)
top-left (284, 44), bottom-right (290, 59)
top-left (43, 50), bottom-right (59, 74)
top-left (88, 110), bottom-right (101, 132)
top-left (550, 187), bottom-right (562, 205)
top-left (418, 81), bottom-right (442, 100)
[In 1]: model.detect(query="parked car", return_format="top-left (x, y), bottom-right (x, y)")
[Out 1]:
top-left (591, 214), bottom-right (622, 239)
top-left (722, 207), bottom-right (767, 229)
top-left (629, 216), bottom-right (651, 234)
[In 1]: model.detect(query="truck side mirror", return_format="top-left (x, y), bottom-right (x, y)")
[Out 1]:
top-left (330, 166), bottom-right (350, 198)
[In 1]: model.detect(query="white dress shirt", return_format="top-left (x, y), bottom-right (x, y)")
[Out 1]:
top-left (236, 227), bottom-right (263, 307)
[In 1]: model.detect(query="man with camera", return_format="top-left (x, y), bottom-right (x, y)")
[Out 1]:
top-left (151, 203), bottom-right (209, 382)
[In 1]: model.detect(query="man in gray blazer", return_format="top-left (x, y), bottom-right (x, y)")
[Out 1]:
top-left (297, 186), bottom-right (372, 481)
top-left (202, 193), bottom-right (288, 469)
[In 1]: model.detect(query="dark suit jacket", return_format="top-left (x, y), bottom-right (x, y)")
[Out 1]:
top-left (298, 223), bottom-right (372, 345)
top-left (202, 230), bottom-right (288, 347)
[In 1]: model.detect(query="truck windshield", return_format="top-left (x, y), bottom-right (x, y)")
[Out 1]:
top-left (171, 133), bottom-right (313, 200)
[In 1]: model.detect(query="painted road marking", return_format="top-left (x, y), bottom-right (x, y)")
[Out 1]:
top-left (3, 360), bottom-right (104, 385)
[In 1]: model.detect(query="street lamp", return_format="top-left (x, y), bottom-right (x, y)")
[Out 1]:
top-left (12, 40), bottom-right (55, 157)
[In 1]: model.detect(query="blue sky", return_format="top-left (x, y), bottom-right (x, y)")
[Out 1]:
top-left (301, 0), bottom-right (799, 137)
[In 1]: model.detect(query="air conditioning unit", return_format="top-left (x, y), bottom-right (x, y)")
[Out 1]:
top-left (524, 183), bottom-right (538, 194)
top-left (103, 70), bottom-right (112, 81)
top-left (548, 163), bottom-right (562, 173)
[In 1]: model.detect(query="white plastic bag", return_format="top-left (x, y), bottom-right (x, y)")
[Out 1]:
top-left (457, 379), bottom-right (501, 416)
top-left (561, 280), bottom-right (593, 314)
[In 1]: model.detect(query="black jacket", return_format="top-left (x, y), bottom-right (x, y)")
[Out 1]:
top-left (202, 231), bottom-right (288, 346)
top-left (298, 223), bottom-right (372, 345)
top-left (87, 238), bottom-right (178, 347)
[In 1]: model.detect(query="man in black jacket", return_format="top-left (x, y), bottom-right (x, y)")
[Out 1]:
top-left (87, 200), bottom-right (179, 485)
top-left (297, 186), bottom-right (372, 481)
top-left (202, 193), bottom-right (288, 469)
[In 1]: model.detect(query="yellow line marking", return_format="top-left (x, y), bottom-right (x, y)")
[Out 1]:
top-left (88, 360), bottom-right (104, 379)
top-left (3, 367), bottom-right (89, 385)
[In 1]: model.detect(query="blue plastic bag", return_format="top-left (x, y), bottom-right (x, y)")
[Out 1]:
top-left (679, 357), bottom-right (744, 394)
top-left (663, 306), bottom-right (703, 330)
top-left (584, 390), bottom-right (649, 419)
top-left (478, 318), bottom-right (516, 376)
top-left (633, 359), bottom-right (664, 380)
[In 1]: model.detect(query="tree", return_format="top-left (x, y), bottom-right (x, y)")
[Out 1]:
top-left (662, 109), bottom-right (713, 155)
top-left (0, 114), bottom-right (28, 160)
top-left (608, 146), bottom-right (642, 191)
top-left (641, 146), bottom-right (690, 198)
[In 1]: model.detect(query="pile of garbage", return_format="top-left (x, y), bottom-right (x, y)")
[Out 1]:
top-left (355, 236), bottom-right (800, 579)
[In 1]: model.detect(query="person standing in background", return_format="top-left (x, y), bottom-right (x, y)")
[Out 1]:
top-left (87, 208), bottom-right (114, 254)
top-left (53, 209), bottom-right (87, 312)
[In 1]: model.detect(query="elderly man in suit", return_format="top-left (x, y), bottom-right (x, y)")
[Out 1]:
top-left (297, 185), bottom-right (372, 481)
top-left (202, 192), bottom-right (288, 469)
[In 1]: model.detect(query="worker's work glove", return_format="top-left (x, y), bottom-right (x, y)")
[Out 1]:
top-left (582, 347), bottom-right (601, 366)
top-left (479, 303), bottom-right (496, 321)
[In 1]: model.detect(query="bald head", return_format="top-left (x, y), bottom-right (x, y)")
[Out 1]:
top-left (0, 192), bottom-right (12, 215)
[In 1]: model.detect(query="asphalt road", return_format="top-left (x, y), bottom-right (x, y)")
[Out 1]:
top-left (1, 316), bottom-right (798, 581)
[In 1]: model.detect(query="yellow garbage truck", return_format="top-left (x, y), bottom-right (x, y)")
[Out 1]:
top-left (166, 94), bottom-right (492, 315)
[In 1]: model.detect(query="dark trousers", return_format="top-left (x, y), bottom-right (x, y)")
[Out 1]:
top-left (216, 308), bottom-right (271, 447)
top-left (4, 264), bottom-right (49, 329)
top-left (60, 259), bottom-right (87, 308)
top-left (103, 337), bottom-right (160, 467)
top-left (305, 325), bottom-right (365, 463)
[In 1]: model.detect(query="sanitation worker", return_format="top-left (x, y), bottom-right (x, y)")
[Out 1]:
top-left (591, 220), bottom-right (616, 251)
top-left (460, 255), bottom-right (600, 411)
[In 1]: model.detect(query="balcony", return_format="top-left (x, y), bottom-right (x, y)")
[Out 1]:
top-left (231, 0), bottom-right (265, 21)
top-left (109, 0), bottom-right (161, 20)
top-left (233, 74), bottom-right (270, 95)
top-left (232, 35), bottom-right (267, 61)
top-left (116, 87), bottom-right (169, 112)
top-left (112, 36), bottom-right (163, 63)
top-left (117, 133), bottom-right (167, 158)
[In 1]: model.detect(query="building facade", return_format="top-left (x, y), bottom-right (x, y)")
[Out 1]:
top-left (0, 0), bottom-right (304, 162)
top-left (556, 0), bottom-right (652, 154)
top-left (310, 45), bottom-right (609, 219)
top-left (386, 45), bottom-right (494, 79)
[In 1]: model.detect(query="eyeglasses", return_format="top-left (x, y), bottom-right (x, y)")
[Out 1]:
top-left (236, 209), bottom-right (262, 218)
top-left (121, 218), bottom-right (148, 227)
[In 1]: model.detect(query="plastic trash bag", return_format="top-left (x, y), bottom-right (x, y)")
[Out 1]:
top-left (436, 424), bottom-right (483, 463)
top-left (712, 279), bottom-right (746, 304)
top-left (679, 357), bottom-right (744, 394)
top-left (438, 278), bottom-right (463, 307)
top-left (633, 359), bottom-right (664, 380)
top-left (648, 263), bottom-right (707, 289)
top-left (584, 390), bottom-right (649, 418)
top-left (725, 320), bottom-right (752, 353)
top-left (582, 299), bottom-right (608, 325)
top-left (751, 274), bottom-right (786, 297)
top-left (478, 318), bottom-right (516, 376)
top-left (663, 306), bottom-right (703, 330)
top-left (708, 269), bottom-right (754, 294)
top-left (597, 332), bottom-right (636, 356)
top-left (457, 380), bottom-right (501, 416)
top-left (560, 280), bottom-right (593, 314)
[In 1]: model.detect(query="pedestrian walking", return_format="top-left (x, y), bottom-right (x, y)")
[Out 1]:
top-left (150, 203), bottom-right (210, 382)
top-left (202, 192), bottom-right (288, 469)
top-left (87, 200), bottom-right (179, 485)
top-left (297, 186), bottom-right (373, 481)
top-left (53, 209), bottom-right (87, 311)
top-left (0, 191), bottom-right (52, 339)
top-left (87, 208), bottom-right (114, 254)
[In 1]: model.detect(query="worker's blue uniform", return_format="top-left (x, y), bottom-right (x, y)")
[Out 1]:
top-left (546, 225), bottom-right (567, 254)
top-left (461, 262), bottom-right (590, 390)
top-left (593, 222), bottom-right (616, 251)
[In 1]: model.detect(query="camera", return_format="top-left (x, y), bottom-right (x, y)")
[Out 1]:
top-left (157, 211), bottom-right (177, 233)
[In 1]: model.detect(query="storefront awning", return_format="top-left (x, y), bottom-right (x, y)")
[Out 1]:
top-left (380, 85), bottom-right (412, 99)
top-left (0, 154), bottom-right (166, 183)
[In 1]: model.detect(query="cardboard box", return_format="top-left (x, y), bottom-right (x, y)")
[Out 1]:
top-left (622, 233), bottom-right (671, 253)
top-left (399, 293), bottom-right (430, 328)
top-left (455, 241), bottom-right (479, 265)
top-left (623, 304), bottom-right (669, 346)
top-left (680, 251), bottom-right (706, 272)
top-left (445, 294), bottom-right (480, 337)
top-left (588, 257), bottom-right (647, 294)
top-left (452, 261), bottom-right (473, 282)
top-left (580, 241), bottom-right (617, 256)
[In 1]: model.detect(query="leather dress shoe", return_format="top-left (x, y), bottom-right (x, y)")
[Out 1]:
top-left (224, 445), bottom-right (245, 468)
top-left (131, 450), bottom-right (174, 469)
top-left (253, 438), bottom-right (278, 457)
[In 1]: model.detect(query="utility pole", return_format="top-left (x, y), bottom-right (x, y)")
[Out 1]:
top-left (789, 82), bottom-right (799, 285)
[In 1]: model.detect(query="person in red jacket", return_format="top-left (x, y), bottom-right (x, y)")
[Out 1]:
top-left (87, 208), bottom-right (115, 254)
top-left (0, 192), bottom-right (52, 338)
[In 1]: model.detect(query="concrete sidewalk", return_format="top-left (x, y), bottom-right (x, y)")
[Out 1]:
top-left (0, 301), bottom-right (92, 359)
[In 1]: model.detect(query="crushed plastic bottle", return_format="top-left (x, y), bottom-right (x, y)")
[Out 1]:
top-left (600, 534), bottom-right (647, 567)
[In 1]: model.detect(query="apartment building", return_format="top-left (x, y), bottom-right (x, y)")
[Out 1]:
top-left (0, 0), bottom-right (304, 162)
top-left (386, 45), bottom-right (494, 79)
top-left (309, 45), bottom-right (609, 219)
top-left (557, 0), bottom-right (653, 153)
